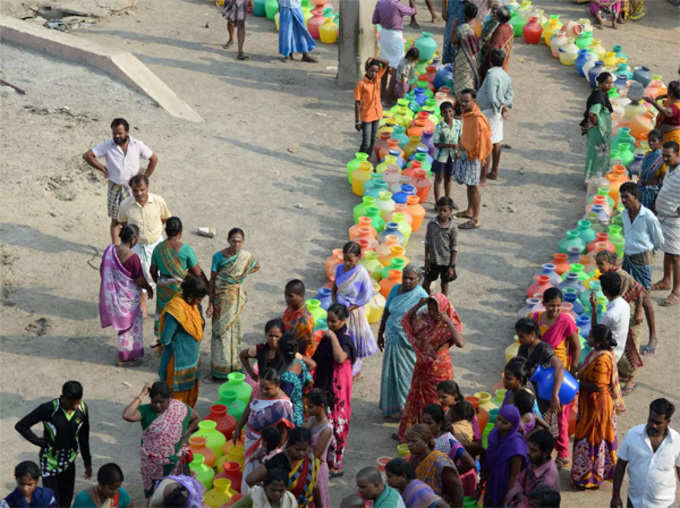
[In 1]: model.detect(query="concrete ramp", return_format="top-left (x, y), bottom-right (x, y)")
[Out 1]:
top-left (0, 15), bottom-right (203, 123)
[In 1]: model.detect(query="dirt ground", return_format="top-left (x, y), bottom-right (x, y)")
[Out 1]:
top-left (1, 0), bottom-right (679, 505)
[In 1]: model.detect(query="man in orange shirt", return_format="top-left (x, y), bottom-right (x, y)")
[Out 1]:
top-left (354, 57), bottom-right (389, 161)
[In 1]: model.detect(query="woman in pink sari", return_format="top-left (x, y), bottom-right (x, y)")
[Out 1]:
top-left (99, 224), bottom-right (153, 366)
top-left (531, 287), bottom-right (580, 469)
top-left (122, 381), bottom-right (200, 498)
top-left (234, 368), bottom-right (294, 494)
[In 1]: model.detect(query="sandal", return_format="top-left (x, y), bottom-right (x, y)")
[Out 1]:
top-left (454, 211), bottom-right (473, 219)
top-left (459, 220), bottom-right (480, 230)
top-left (622, 384), bottom-right (637, 395)
top-left (555, 457), bottom-right (569, 469)
top-left (237, 53), bottom-right (249, 60)
top-left (640, 345), bottom-right (657, 355)
top-left (651, 281), bottom-right (671, 291)
top-left (660, 294), bottom-right (680, 306)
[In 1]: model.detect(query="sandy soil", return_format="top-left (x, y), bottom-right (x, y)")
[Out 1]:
top-left (1, 0), bottom-right (679, 505)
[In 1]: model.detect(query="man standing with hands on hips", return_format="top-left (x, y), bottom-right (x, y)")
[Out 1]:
top-left (83, 118), bottom-right (158, 244)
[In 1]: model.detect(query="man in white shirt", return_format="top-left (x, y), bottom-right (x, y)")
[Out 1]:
top-left (83, 118), bottom-right (158, 244)
top-left (591, 271), bottom-right (630, 362)
top-left (612, 398), bottom-right (680, 508)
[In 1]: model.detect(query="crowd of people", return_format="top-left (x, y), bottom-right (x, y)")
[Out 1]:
top-left (4, 1), bottom-right (680, 507)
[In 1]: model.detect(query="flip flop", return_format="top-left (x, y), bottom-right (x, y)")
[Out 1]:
top-left (237, 53), bottom-right (249, 60)
top-left (459, 220), bottom-right (480, 230)
top-left (660, 294), bottom-right (680, 306)
top-left (640, 345), bottom-right (657, 355)
top-left (622, 384), bottom-right (637, 395)
top-left (454, 211), bottom-right (473, 219)
top-left (651, 281), bottom-right (671, 291)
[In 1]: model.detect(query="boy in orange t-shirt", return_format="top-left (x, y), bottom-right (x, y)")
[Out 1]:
top-left (354, 57), bottom-right (389, 161)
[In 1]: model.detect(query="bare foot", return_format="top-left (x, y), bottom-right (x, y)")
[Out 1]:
top-left (486, 172), bottom-right (498, 180)
top-left (237, 52), bottom-right (249, 60)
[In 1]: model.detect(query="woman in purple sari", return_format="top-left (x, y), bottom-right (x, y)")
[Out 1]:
top-left (99, 224), bottom-right (153, 366)
top-left (332, 241), bottom-right (376, 375)
top-left (482, 405), bottom-right (528, 507)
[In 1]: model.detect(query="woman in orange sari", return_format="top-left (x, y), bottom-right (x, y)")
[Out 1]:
top-left (531, 287), bottom-right (580, 468)
top-left (157, 276), bottom-right (208, 407)
top-left (398, 294), bottom-right (466, 441)
top-left (570, 323), bottom-right (625, 489)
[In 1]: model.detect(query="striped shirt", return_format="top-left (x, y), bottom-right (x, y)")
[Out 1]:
top-left (656, 165), bottom-right (680, 218)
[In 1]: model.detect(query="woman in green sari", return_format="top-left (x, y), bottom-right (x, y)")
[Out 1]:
top-left (209, 227), bottom-right (260, 380)
top-left (581, 72), bottom-right (614, 181)
top-left (150, 217), bottom-right (206, 336)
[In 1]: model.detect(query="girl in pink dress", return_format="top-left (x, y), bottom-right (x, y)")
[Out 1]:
top-left (305, 388), bottom-right (334, 507)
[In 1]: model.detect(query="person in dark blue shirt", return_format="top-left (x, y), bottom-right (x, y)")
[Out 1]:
top-left (2, 461), bottom-right (56, 508)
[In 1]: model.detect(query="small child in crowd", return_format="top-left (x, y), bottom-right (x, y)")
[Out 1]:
top-left (282, 279), bottom-right (315, 356)
top-left (592, 271), bottom-right (630, 364)
top-left (253, 426), bottom-right (284, 464)
top-left (448, 400), bottom-right (476, 447)
top-left (393, 47), bottom-right (420, 100)
top-left (506, 430), bottom-right (560, 508)
top-left (436, 379), bottom-right (463, 413)
top-left (424, 197), bottom-right (458, 296)
top-left (514, 389), bottom-right (550, 439)
top-left (432, 101), bottom-right (462, 203)
top-left (354, 57), bottom-right (389, 161)
top-left (305, 389), bottom-right (334, 508)
top-left (3, 461), bottom-right (56, 508)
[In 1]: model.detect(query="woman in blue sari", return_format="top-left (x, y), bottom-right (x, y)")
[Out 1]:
top-left (378, 264), bottom-right (428, 420)
top-left (637, 129), bottom-right (665, 212)
top-left (442, 0), bottom-right (467, 64)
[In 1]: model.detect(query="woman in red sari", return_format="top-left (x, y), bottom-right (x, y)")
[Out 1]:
top-left (479, 5), bottom-right (513, 79)
top-left (398, 294), bottom-right (466, 441)
top-left (531, 287), bottom-right (580, 469)
top-left (570, 324), bottom-right (625, 489)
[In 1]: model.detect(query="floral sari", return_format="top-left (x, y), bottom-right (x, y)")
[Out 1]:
top-left (398, 294), bottom-right (461, 441)
top-left (379, 284), bottom-right (428, 418)
top-left (453, 22), bottom-right (480, 96)
top-left (334, 264), bottom-right (376, 375)
top-left (212, 249), bottom-right (257, 378)
top-left (153, 241), bottom-right (191, 336)
top-left (99, 245), bottom-right (144, 362)
top-left (282, 305), bottom-right (315, 356)
top-left (412, 450), bottom-right (457, 498)
top-left (243, 394), bottom-right (294, 493)
top-left (570, 349), bottom-right (625, 489)
top-left (140, 399), bottom-right (189, 496)
top-left (637, 148), bottom-right (664, 211)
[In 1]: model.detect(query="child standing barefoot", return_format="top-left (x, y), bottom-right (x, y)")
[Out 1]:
top-left (305, 389), bottom-right (334, 507)
top-left (355, 58), bottom-right (389, 161)
top-left (424, 197), bottom-right (458, 296)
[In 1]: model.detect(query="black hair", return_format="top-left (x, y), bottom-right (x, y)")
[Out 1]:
top-left (542, 287), bottom-right (563, 304)
top-left (504, 357), bottom-right (529, 386)
top-left (14, 461), bottom-right (40, 480)
top-left (119, 224), bottom-right (139, 244)
top-left (668, 80), bottom-right (680, 99)
top-left (260, 367), bottom-right (281, 385)
top-left (596, 71), bottom-right (613, 85)
top-left (515, 318), bottom-right (542, 339)
top-left (436, 379), bottom-right (461, 399)
top-left (181, 274), bottom-right (208, 301)
top-left (464, 1), bottom-right (478, 19)
top-left (423, 403), bottom-right (446, 432)
top-left (496, 5), bottom-right (511, 22)
top-left (436, 196), bottom-right (455, 210)
top-left (663, 140), bottom-right (680, 154)
top-left (110, 118), bottom-right (130, 131)
top-left (619, 181), bottom-right (638, 198)
top-left (528, 485), bottom-right (561, 508)
top-left (261, 426), bottom-right (283, 452)
top-left (439, 101), bottom-right (454, 113)
top-left (490, 48), bottom-right (506, 67)
top-left (149, 381), bottom-right (171, 399)
top-left (514, 389), bottom-right (535, 415)
top-left (165, 216), bottom-right (183, 237)
top-left (228, 227), bottom-right (245, 240)
top-left (306, 387), bottom-right (327, 408)
top-left (599, 271), bottom-right (622, 297)
top-left (128, 173), bottom-right (149, 188)
top-left (459, 87), bottom-right (477, 99)
top-left (284, 279), bottom-right (305, 296)
top-left (449, 400), bottom-right (474, 422)
top-left (62, 380), bottom-right (83, 400)
top-left (97, 463), bottom-right (124, 485)
top-left (405, 47), bottom-right (420, 60)
top-left (327, 302), bottom-right (349, 321)
top-left (595, 249), bottom-right (618, 265)
top-left (163, 485), bottom-right (190, 507)
top-left (528, 429), bottom-right (555, 454)
top-left (365, 58), bottom-right (382, 71)
top-left (287, 426), bottom-right (311, 446)
top-left (280, 332), bottom-right (299, 363)
top-left (591, 323), bottom-right (616, 350)
top-left (264, 467), bottom-right (289, 487)
top-left (342, 240), bottom-right (362, 257)
top-left (647, 129), bottom-right (662, 142)
top-left (650, 398), bottom-right (675, 419)
top-left (385, 458), bottom-right (416, 480)
top-left (265, 317), bottom-right (285, 334)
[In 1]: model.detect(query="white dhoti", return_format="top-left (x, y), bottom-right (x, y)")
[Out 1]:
top-left (132, 236), bottom-right (163, 287)
top-left (659, 216), bottom-right (680, 255)
top-left (483, 108), bottom-right (504, 144)
top-left (379, 27), bottom-right (405, 69)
